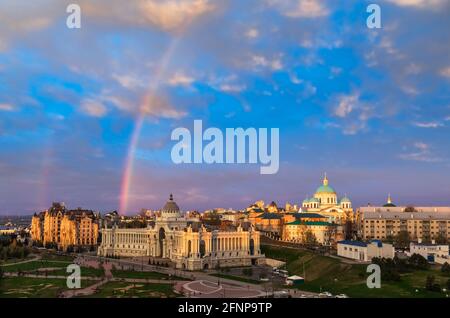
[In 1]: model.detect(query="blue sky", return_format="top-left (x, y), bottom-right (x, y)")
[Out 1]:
top-left (0, 0), bottom-right (449, 215)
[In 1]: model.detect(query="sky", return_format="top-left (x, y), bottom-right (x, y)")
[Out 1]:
top-left (0, 0), bottom-right (449, 215)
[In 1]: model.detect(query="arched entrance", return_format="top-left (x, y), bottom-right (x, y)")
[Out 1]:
top-left (200, 240), bottom-right (206, 257)
top-left (158, 228), bottom-right (166, 257)
top-left (249, 239), bottom-right (255, 255)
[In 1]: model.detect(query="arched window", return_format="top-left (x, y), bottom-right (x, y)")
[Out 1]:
top-left (199, 240), bottom-right (206, 257)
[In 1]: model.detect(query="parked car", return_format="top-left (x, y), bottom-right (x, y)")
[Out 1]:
top-left (319, 292), bottom-right (333, 298)
top-left (335, 294), bottom-right (349, 298)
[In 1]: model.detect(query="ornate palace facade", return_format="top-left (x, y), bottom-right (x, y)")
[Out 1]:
top-left (98, 195), bottom-right (264, 271)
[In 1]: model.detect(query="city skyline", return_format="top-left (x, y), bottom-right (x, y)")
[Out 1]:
top-left (1, 0), bottom-right (449, 215)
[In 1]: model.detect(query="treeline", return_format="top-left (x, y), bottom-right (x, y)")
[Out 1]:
top-left (371, 254), bottom-right (429, 281)
top-left (0, 236), bottom-right (31, 261)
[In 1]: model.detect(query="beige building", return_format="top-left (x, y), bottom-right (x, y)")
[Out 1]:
top-left (337, 240), bottom-right (395, 262)
top-left (59, 209), bottom-right (99, 251)
top-left (408, 242), bottom-right (449, 264)
top-left (282, 214), bottom-right (338, 245)
top-left (98, 195), bottom-right (264, 271)
top-left (357, 200), bottom-right (450, 242)
top-left (31, 202), bottom-right (99, 250)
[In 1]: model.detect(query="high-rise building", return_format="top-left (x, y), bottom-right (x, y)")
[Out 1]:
top-left (357, 196), bottom-right (450, 242)
top-left (31, 202), bottom-right (99, 250)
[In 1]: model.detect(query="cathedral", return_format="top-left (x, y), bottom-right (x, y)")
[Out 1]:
top-left (282, 174), bottom-right (355, 244)
top-left (98, 195), bottom-right (264, 271)
top-left (301, 174), bottom-right (354, 224)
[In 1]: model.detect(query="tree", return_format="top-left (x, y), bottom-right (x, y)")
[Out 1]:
top-left (408, 253), bottom-right (429, 270)
top-left (303, 230), bottom-right (317, 246)
top-left (425, 275), bottom-right (435, 290)
top-left (446, 278), bottom-right (450, 291)
top-left (425, 275), bottom-right (441, 292)
top-left (394, 231), bottom-right (410, 249)
top-left (435, 233), bottom-right (448, 245)
top-left (242, 268), bottom-right (253, 277)
top-left (441, 262), bottom-right (450, 275)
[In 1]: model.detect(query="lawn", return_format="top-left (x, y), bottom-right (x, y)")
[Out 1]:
top-left (261, 244), bottom-right (450, 298)
top-left (211, 273), bottom-right (262, 285)
top-left (111, 269), bottom-right (187, 280)
top-left (0, 277), bottom-right (95, 298)
top-left (1, 260), bottom-right (72, 272)
top-left (49, 266), bottom-right (105, 278)
top-left (39, 253), bottom-right (76, 262)
top-left (79, 281), bottom-right (179, 298)
top-left (1, 259), bottom-right (105, 278)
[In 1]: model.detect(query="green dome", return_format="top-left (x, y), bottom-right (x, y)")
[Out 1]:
top-left (340, 196), bottom-right (351, 203)
top-left (302, 198), bottom-right (310, 204)
top-left (310, 197), bottom-right (320, 203)
top-left (315, 185), bottom-right (336, 194)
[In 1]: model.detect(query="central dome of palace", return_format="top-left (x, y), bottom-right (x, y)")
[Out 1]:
top-left (161, 194), bottom-right (181, 218)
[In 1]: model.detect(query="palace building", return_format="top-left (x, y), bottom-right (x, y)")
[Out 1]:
top-left (97, 195), bottom-right (264, 271)
top-left (31, 202), bottom-right (100, 251)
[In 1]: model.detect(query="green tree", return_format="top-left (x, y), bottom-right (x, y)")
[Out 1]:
top-left (441, 262), bottom-right (450, 275)
top-left (242, 268), bottom-right (253, 277)
top-left (425, 275), bottom-right (434, 290)
top-left (409, 253), bottom-right (429, 270)
top-left (303, 230), bottom-right (317, 246)
top-left (425, 275), bottom-right (441, 292)
top-left (394, 231), bottom-right (410, 249)
top-left (435, 233), bottom-right (448, 244)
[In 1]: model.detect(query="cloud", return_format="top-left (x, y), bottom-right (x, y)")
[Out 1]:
top-left (219, 83), bottom-right (247, 93)
top-left (81, 0), bottom-right (215, 32)
top-left (167, 72), bottom-right (195, 86)
top-left (334, 93), bottom-right (359, 118)
top-left (137, 0), bottom-right (215, 31)
top-left (268, 0), bottom-right (329, 18)
top-left (251, 54), bottom-right (283, 71)
top-left (0, 103), bottom-right (15, 112)
top-left (112, 73), bottom-right (145, 89)
top-left (245, 28), bottom-right (259, 39)
top-left (440, 67), bottom-right (450, 78)
top-left (385, 0), bottom-right (448, 9)
top-left (80, 99), bottom-right (108, 117)
top-left (413, 121), bottom-right (444, 128)
top-left (140, 94), bottom-right (186, 119)
top-left (208, 74), bottom-right (247, 93)
top-left (398, 142), bottom-right (443, 162)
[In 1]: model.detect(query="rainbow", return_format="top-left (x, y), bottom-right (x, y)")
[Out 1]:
top-left (118, 39), bottom-right (179, 215)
